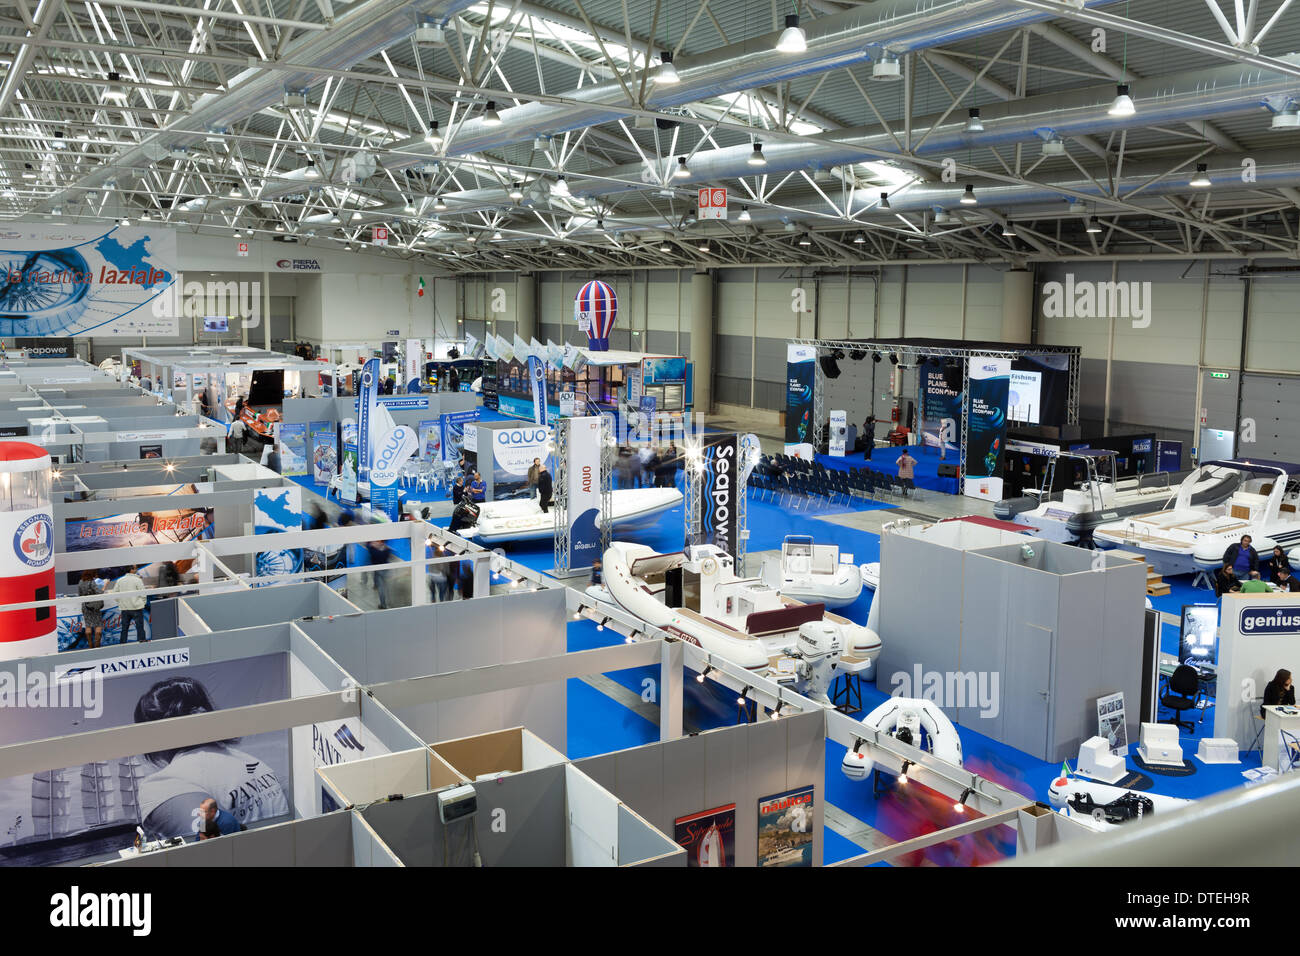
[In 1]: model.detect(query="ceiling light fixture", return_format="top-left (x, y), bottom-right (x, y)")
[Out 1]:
top-left (552, 174), bottom-right (570, 197)
top-left (776, 14), bottom-right (806, 53)
top-left (1068, 198), bottom-right (1087, 213)
top-left (656, 50), bottom-right (680, 83)
top-left (748, 142), bottom-right (766, 166)
top-left (960, 184), bottom-right (977, 205)
top-left (433, 195), bottom-right (447, 211)
top-left (1108, 83), bottom-right (1136, 117)
top-left (879, 192), bottom-right (891, 209)
top-left (509, 182), bottom-right (524, 200)
top-left (1086, 216), bottom-right (1103, 233)
top-left (797, 232), bottom-right (812, 246)
top-left (965, 107), bottom-right (984, 133)
top-left (1190, 163), bottom-right (1212, 188)
top-left (425, 118), bottom-right (443, 147)
top-left (482, 101), bottom-right (502, 125)
top-left (696, 664), bottom-right (714, 684)
top-left (1272, 106), bottom-right (1300, 129)
top-left (872, 55), bottom-right (902, 81)
top-left (1001, 222), bottom-right (1017, 237)
top-left (674, 156), bottom-right (690, 178)
top-left (737, 206), bottom-right (751, 222)
top-left (853, 230), bottom-right (866, 243)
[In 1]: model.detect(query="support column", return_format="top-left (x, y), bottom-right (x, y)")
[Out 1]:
top-left (659, 640), bottom-right (684, 741)
top-left (515, 272), bottom-right (537, 342)
top-left (1001, 268), bottom-right (1033, 342)
top-left (263, 270), bottom-right (271, 350)
top-left (690, 270), bottom-right (714, 415)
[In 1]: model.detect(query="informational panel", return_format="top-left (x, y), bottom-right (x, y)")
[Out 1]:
top-left (254, 486), bottom-right (303, 582)
top-left (566, 416), bottom-right (602, 570)
top-left (828, 409), bottom-right (846, 457)
top-left (963, 356), bottom-right (1011, 500)
top-left (694, 433), bottom-right (738, 560)
top-left (278, 423), bottom-right (308, 477)
top-left (1179, 604), bottom-right (1218, 669)
top-left (674, 804), bottom-right (735, 867)
top-left (0, 225), bottom-right (177, 337)
top-left (641, 356), bottom-right (686, 385)
top-left (1096, 691), bottom-right (1128, 755)
top-left (310, 421), bottom-right (336, 484)
top-left (441, 410), bottom-right (480, 464)
top-left (490, 423), bottom-right (549, 500)
top-left (370, 424), bottom-right (417, 522)
top-left (757, 786), bottom-right (814, 868)
top-left (784, 344), bottom-right (816, 450)
top-left (404, 338), bottom-right (423, 393)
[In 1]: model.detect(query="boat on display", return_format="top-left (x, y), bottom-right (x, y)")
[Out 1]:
top-left (600, 541), bottom-right (881, 695)
top-left (995, 449), bottom-right (1240, 545)
top-left (759, 535), bottom-right (864, 608)
top-left (840, 697), bottom-right (964, 780)
top-left (1092, 460), bottom-right (1300, 576)
top-left (464, 487), bottom-right (682, 543)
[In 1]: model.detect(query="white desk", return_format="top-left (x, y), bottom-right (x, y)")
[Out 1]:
top-left (1262, 705), bottom-right (1300, 771)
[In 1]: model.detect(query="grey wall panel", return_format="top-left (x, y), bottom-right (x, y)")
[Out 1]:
top-left (298, 616), bottom-right (367, 683)
top-left (646, 330), bottom-right (685, 356)
top-left (574, 752), bottom-right (617, 793)
top-left (955, 555), bottom-right (1011, 738)
top-left (753, 336), bottom-right (789, 384)
top-left (878, 533), bottom-right (964, 690)
top-left (752, 380), bottom-right (785, 411)
top-left (617, 804), bottom-right (679, 866)
top-left (715, 376), bottom-right (749, 407)
top-left (291, 810), bottom-right (354, 866)
top-left (781, 710), bottom-right (826, 867)
top-left (1240, 374), bottom-right (1300, 460)
top-left (231, 816), bottom-right (295, 867)
top-left (740, 717), bottom-right (788, 869)
top-left (716, 334), bottom-right (752, 379)
top-left (163, 832), bottom-right (236, 867)
top-left (658, 733), bottom-right (706, 832)
top-left (363, 791), bottom-right (439, 867)
top-left (475, 764), bottom-right (567, 867)
top-left (351, 813), bottom-right (375, 867)
top-left (1201, 369), bottom-right (1239, 432)
top-left (1106, 361), bottom-right (1198, 431)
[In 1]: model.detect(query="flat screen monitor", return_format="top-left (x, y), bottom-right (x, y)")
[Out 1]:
top-left (203, 316), bottom-right (230, 333)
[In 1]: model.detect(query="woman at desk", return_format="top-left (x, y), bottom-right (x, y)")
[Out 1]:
top-left (1262, 668), bottom-right (1296, 717)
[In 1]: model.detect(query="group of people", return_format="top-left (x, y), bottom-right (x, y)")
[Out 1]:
top-left (1214, 535), bottom-right (1298, 595)
top-left (76, 563), bottom-right (173, 648)
top-left (614, 443), bottom-right (681, 490)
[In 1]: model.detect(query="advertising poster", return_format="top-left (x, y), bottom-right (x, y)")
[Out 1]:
top-left (527, 354), bottom-right (549, 426)
top-left (418, 419), bottom-right (442, 462)
top-left (567, 416), bottom-right (602, 569)
top-left (962, 356), bottom-right (1011, 501)
top-left (0, 653), bottom-right (290, 864)
top-left (1096, 691), bottom-right (1128, 755)
top-left (404, 337), bottom-right (423, 393)
top-left (310, 422), bottom-right (336, 485)
top-left (339, 443), bottom-right (358, 503)
top-left (440, 409), bottom-right (480, 465)
top-left (829, 410), bottom-right (847, 457)
top-left (674, 804), bottom-right (736, 867)
top-left (784, 344), bottom-right (816, 448)
top-left (491, 423), bottom-right (550, 500)
top-left (356, 358), bottom-right (380, 480)
top-left (922, 364), bottom-right (963, 455)
top-left (642, 355), bottom-right (687, 384)
top-left (138, 444), bottom-right (162, 460)
top-left (0, 224), bottom-right (178, 338)
top-left (695, 433), bottom-right (738, 560)
top-left (757, 786), bottom-right (815, 867)
top-left (278, 422), bottom-right (308, 477)
top-left (254, 486), bottom-right (303, 583)
top-left (1179, 604), bottom-right (1219, 670)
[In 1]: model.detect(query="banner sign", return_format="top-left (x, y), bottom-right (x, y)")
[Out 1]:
top-left (340, 443), bottom-right (358, 503)
top-left (377, 396), bottom-right (429, 410)
top-left (695, 433), bottom-right (738, 560)
top-left (642, 356), bottom-right (687, 384)
top-left (370, 424), bottom-right (417, 490)
top-left (13, 338), bottom-right (74, 359)
top-left (418, 419), bottom-right (441, 462)
top-left (698, 186), bottom-right (727, 221)
top-left (757, 786), bottom-right (815, 867)
top-left (829, 409), bottom-right (847, 457)
top-left (357, 358), bottom-right (380, 480)
top-left (404, 338), bottom-right (423, 393)
top-left (253, 486), bottom-right (303, 583)
top-left (527, 354), bottom-right (548, 426)
top-left (675, 804), bottom-right (736, 868)
top-left (784, 345), bottom-right (816, 447)
top-left (0, 224), bottom-right (177, 338)
top-left (962, 356), bottom-right (1011, 501)
top-left (441, 410), bottom-right (480, 464)
top-left (567, 416), bottom-right (602, 569)
top-left (922, 365), bottom-right (963, 455)
top-left (310, 424), bottom-right (337, 485)
top-left (491, 423), bottom-right (549, 500)
top-left (278, 423), bottom-right (308, 476)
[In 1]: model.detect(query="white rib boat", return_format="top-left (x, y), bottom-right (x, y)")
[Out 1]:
top-left (601, 541), bottom-right (881, 674)
top-left (1092, 460), bottom-right (1300, 575)
top-left (465, 487), bottom-right (682, 543)
top-left (759, 535), bottom-right (864, 609)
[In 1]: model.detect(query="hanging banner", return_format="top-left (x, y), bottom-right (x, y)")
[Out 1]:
top-left (757, 786), bottom-right (815, 867)
top-left (370, 424), bottom-right (417, 521)
top-left (567, 416), bottom-right (602, 569)
top-left (695, 433), bottom-right (738, 560)
top-left (356, 357), bottom-right (380, 481)
top-left (962, 356), bottom-right (1011, 501)
top-left (922, 364), bottom-right (963, 456)
top-left (0, 224), bottom-right (178, 338)
top-left (309, 421), bottom-right (335, 485)
top-left (253, 486), bottom-right (303, 583)
top-left (527, 354), bottom-right (548, 426)
top-left (278, 423), bottom-right (308, 476)
top-left (404, 338), bottom-right (423, 393)
top-left (441, 410), bottom-right (480, 465)
top-left (784, 344), bottom-right (816, 449)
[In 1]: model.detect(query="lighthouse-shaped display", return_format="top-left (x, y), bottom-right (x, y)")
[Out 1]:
top-left (0, 442), bottom-right (56, 660)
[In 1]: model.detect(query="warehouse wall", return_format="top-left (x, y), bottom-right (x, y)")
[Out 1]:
top-left (452, 259), bottom-right (1300, 458)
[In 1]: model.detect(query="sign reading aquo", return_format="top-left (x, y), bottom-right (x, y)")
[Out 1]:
top-left (496, 427), bottom-right (549, 446)
top-left (1239, 607), bottom-right (1300, 634)
top-left (574, 280), bottom-right (617, 351)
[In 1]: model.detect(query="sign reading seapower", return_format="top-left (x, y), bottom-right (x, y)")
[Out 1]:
top-left (696, 433), bottom-right (738, 560)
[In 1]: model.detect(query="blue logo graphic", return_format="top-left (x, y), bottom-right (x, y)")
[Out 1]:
top-left (1240, 608), bottom-right (1300, 634)
top-left (13, 513), bottom-right (52, 567)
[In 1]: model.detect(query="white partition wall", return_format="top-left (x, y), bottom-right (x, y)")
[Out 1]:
top-left (1215, 593), bottom-right (1300, 747)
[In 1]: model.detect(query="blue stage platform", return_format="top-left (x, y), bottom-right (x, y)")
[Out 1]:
top-left (817, 444), bottom-right (960, 495)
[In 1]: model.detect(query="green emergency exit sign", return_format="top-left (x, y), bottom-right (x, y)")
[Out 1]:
top-left (1209, 372), bottom-right (1230, 379)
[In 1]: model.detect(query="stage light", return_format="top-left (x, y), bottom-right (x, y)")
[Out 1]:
top-left (696, 664), bottom-right (714, 684)
top-left (889, 352), bottom-right (900, 365)
top-left (872, 352), bottom-right (882, 364)
top-left (956, 787), bottom-right (973, 812)
top-left (596, 617), bottom-right (608, 631)
top-left (737, 686), bottom-right (751, 706)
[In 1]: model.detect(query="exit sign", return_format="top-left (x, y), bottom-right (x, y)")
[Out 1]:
top-left (1210, 372), bottom-right (1230, 379)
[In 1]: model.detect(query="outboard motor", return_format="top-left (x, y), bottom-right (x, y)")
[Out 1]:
top-left (794, 620), bottom-right (843, 703)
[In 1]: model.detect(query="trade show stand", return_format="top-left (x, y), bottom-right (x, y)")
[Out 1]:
top-left (1214, 592), bottom-right (1300, 751)
top-left (878, 533), bottom-right (1147, 763)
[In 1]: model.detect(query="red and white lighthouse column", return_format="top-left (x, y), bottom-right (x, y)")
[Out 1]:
top-left (0, 442), bottom-right (56, 660)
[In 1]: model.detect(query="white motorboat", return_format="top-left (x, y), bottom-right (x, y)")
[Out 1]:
top-left (998, 450), bottom-right (1239, 545)
top-left (1092, 460), bottom-right (1300, 575)
top-left (760, 535), bottom-right (863, 608)
top-left (464, 487), bottom-right (682, 543)
top-left (601, 541), bottom-right (881, 687)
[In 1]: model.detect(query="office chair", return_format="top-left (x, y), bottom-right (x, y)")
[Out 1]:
top-left (1160, 664), bottom-right (1202, 734)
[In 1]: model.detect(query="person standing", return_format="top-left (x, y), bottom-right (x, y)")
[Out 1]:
top-left (1223, 534), bottom-right (1259, 578)
top-left (227, 415), bottom-right (247, 454)
top-left (537, 462), bottom-right (554, 513)
top-left (1264, 545), bottom-right (1293, 581)
top-left (112, 565), bottom-right (149, 643)
top-left (468, 471), bottom-right (487, 503)
top-left (458, 558), bottom-right (475, 600)
top-left (78, 570), bottom-right (105, 649)
top-left (862, 414), bottom-right (875, 460)
top-left (895, 449), bottom-right (917, 495)
top-left (528, 457), bottom-right (542, 499)
top-left (450, 473), bottom-right (467, 506)
top-left (366, 540), bottom-right (394, 610)
top-left (636, 444), bottom-right (653, 488)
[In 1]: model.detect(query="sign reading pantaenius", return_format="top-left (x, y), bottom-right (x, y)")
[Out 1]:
top-left (695, 433), bottom-right (738, 560)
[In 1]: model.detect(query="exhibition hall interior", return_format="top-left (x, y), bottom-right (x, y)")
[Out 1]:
top-left (4, 0), bottom-right (1300, 889)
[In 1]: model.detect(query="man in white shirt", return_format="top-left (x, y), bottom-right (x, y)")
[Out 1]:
top-left (228, 416), bottom-right (248, 453)
top-left (111, 565), bottom-right (149, 643)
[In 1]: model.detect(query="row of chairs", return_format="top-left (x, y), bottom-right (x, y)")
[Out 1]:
top-left (749, 455), bottom-right (917, 507)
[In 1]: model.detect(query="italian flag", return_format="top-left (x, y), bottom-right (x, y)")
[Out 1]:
top-left (417, 277), bottom-right (426, 297)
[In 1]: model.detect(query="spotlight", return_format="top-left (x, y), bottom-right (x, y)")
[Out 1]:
top-left (1190, 163), bottom-right (1212, 188)
top-left (748, 142), bottom-right (766, 166)
top-left (872, 352), bottom-right (882, 364)
top-left (656, 50), bottom-right (680, 84)
top-left (771, 700), bottom-right (785, 719)
top-left (956, 787), bottom-right (973, 812)
top-left (1108, 83), bottom-right (1136, 117)
top-left (776, 14), bottom-right (806, 53)
top-left (696, 664), bottom-right (714, 684)
top-left (965, 107), bottom-right (984, 133)
top-left (737, 686), bottom-right (751, 706)
top-left (625, 633), bottom-right (637, 644)
top-left (572, 607), bottom-right (583, 620)
top-left (482, 101), bottom-right (502, 125)
top-left (889, 352), bottom-right (900, 365)
top-left (675, 156), bottom-right (690, 178)
top-left (596, 617), bottom-right (608, 631)
top-left (898, 759), bottom-right (912, 782)
top-left (960, 184), bottom-right (977, 205)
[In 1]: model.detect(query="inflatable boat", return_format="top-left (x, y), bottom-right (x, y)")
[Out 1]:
top-left (464, 487), bottom-right (682, 543)
top-left (759, 535), bottom-right (863, 608)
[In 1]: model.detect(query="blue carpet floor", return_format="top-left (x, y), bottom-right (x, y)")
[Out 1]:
top-left (818, 444), bottom-right (960, 495)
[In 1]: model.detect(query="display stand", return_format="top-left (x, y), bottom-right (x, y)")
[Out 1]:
top-left (551, 415), bottom-right (612, 578)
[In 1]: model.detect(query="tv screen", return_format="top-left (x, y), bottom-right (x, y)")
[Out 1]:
top-left (203, 316), bottom-right (230, 333)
